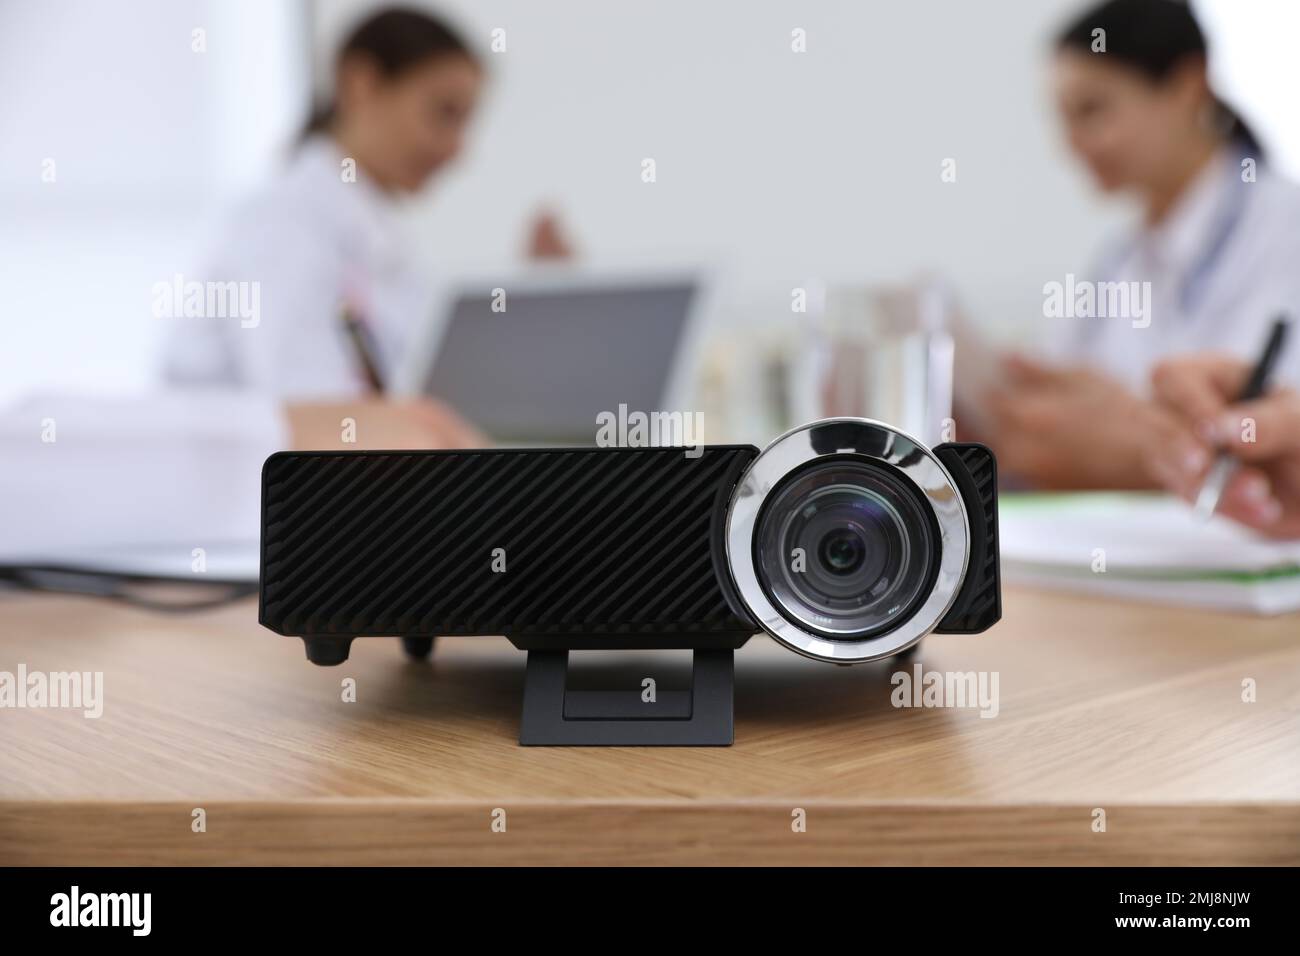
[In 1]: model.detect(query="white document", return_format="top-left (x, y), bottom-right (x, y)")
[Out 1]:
top-left (999, 492), bottom-right (1300, 614)
top-left (0, 391), bottom-right (284, 580)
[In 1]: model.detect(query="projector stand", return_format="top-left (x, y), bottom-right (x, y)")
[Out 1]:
top-left (518, 648), bottom-right (734, 746)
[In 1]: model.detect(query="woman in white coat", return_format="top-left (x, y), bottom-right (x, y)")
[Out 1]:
top-left (163, 7), bottom-right (568, 402)
top-left (979, 0), bottom-right (1300, 490)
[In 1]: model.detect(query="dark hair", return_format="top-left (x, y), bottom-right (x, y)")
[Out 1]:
top-left (1056, 0), bottom-right (1263, 157)
top-left (303, 7), bottom-right (478, 138)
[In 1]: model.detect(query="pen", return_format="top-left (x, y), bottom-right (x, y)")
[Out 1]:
top-left (340, 304), bottom-right (387, 394)
top-left (1193, 315), bottom-right (1290, 520)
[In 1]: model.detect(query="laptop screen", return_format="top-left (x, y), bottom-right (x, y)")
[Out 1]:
top-left (421, 280), bottom-right (697, 444)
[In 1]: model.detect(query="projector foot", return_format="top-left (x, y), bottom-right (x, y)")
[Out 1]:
top-left (302, 636), bottom-right (354, 666)
top-left (401, 636), bottom-right (435, 660)
top-left (519, 648), bottom-right (734, 746)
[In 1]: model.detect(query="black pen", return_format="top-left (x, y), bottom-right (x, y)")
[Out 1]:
top-left (340, 304), bottom-right (387, 394)
top-left (1193, 314), bottom-right (1290, 519)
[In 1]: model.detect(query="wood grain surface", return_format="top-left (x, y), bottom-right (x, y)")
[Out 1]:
top-left (1, 587), bottom-right (1298, 865)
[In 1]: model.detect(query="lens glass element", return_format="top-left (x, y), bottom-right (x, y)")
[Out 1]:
top-left (754, 458), bottom-right (938, 639)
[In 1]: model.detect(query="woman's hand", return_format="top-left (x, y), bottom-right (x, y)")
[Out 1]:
top-left (525, 209), bottom-right (575, 261)
top-left (981, 353), bottom-right (1181, 489)
top-left (285, 398), bottom-right (488, 451)
top-left (1146, 353), bottom-right (1300, 537)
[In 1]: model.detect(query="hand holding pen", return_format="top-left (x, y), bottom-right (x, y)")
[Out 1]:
top-left (1146, 317), bottom-right (1300, 538)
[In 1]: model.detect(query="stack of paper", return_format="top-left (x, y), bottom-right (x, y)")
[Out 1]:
top-left (999, 492), bottom-right (1300, 614)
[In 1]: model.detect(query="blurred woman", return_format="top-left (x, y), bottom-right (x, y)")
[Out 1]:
top-left (981, 0), bottom-right (1300, 489)
top-left (163, 7), bottom-right (569, 409)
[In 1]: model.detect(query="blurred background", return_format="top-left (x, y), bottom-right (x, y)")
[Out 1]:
top-left (4, 0), bottom-right (1297, 416)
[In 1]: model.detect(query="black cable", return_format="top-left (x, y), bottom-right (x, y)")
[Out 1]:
top-left (0, 564), bottom-right (258, 613)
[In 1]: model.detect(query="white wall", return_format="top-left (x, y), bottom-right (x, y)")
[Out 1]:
top-left (0, 0), bottom-right (307, 404)
top-left (1198, 0), bottom-right (1300, 180)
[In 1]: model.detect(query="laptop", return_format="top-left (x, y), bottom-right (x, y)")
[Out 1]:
top-left (400, 270), bottom-right (703, 445)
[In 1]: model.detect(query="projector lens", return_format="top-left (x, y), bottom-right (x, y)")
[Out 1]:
top-left (754, 459), bottom-right (939, 639)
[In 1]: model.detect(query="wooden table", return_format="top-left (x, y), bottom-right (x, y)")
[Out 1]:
top-left (2, 586), bottom-right (1298, 865)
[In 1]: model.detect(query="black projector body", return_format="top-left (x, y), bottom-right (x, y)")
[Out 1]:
top-left (260, 443), bottom-right (761, 663)
top-left (260, 418), bottom-right (999, 663)
top-left (259, 418), bottom-right (1000, 744)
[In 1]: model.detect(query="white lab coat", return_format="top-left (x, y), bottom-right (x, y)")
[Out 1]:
top-left (1043, 149), bottom-right (1300, 393)
top-left (162, 135), bottom-right (434, 398)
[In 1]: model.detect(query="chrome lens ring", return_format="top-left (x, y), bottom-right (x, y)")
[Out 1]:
top-left (725, 418), bottom-right (970, 663)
